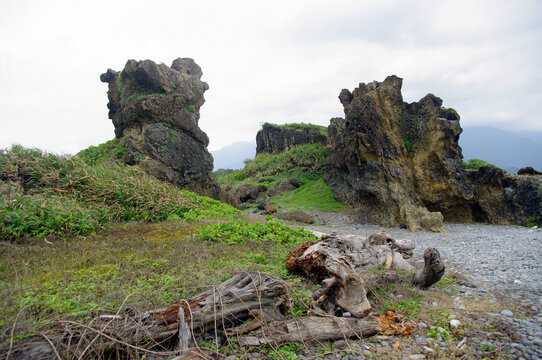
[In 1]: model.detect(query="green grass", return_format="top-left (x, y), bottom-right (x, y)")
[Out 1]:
top-left (216, 143), bottom-right (346, 213)
top-left (0, 218), bottom-right (318, 344)
top-left (218, 143), bottom-right (327, 187)
top-left (76, 138), bottom-right (125, 165)
top-left (270, 179), bottom-right (346, 212)
top-left (0, 145), bottom-right (243, 240)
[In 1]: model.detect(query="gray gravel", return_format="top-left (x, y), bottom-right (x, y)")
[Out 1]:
top-left (302, 212), bottom-right (542, 359)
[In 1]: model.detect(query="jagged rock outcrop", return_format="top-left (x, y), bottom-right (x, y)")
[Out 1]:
top-left (256, 123), bottom-right (327, 155)
top-left (100, 58), bottom-right (220, 198)
top-left (467, 166), bottom-right (542, 224)
top-left (518, 166), bottom-right (542, 176)
top-left (325, 76), bottom-right (476, 230)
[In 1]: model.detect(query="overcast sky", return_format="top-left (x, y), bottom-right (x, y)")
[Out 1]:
top-left (1, 0), bottom-right (541, 154)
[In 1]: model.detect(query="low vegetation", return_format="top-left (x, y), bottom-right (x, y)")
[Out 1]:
top-left (0, 217), bottom-right (318, 344)
top-left (0, 145), bottom-right (242, 240)
top-left (267, 122), bottom-right (328, 136)
top-left (270, 178), bottom-right (345, 212)
top-left (219, 143), bottom-right (327, 186)
top-left (216, 143), bottom-right (346, 212)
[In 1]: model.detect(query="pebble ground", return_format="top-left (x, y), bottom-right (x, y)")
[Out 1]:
top-left (302, 213), bottom-right (542, 360)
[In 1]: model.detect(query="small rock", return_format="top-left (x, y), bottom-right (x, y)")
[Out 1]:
top-left (342, 312), bottom-right (352, 317)
top-left (417, 322), bottom-right (428, 329)
top-left (431, 302), bottom-right (438, 306)
top-left (501, 309), bottom-right (514, 317)
top-left (416, 337), bottom-right (428, 345)
top-left (449, 319), bottom-right (461, 328)
top-left (422, 346), bottom-right (434, 353)
top-left (457, 338), bottom-right (467, 349)
top-left (454, 296), bottom-right (466, 310)
top-left (408, 355), bottom-right (426, 360)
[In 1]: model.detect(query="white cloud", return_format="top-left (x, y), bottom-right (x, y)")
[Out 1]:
top-left (1, 0), bottom-right (541, 154)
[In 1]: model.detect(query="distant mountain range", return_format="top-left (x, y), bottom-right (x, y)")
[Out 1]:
top-left (211, 141), bottom-right (256, 170)
top-left (459, 126), bottom-right (542, 173)
top-left (211, 126), bottom-right (542, 174)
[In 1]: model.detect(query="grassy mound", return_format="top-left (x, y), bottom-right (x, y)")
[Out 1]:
top-left (0, 145), bottom-right (242, 240)
top-left (217, 143), bottom-right (346, 212)
top-left (219, 143), bottom-right (328, 186)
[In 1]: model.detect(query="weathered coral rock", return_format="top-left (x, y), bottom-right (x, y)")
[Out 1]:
top-left (256, 123), bottom-right (327, 155)
top-left (235, 184), bottom-right (267, 203)
top-left (268, 178), bottom-right (301, 196)
top-left (100, 58), bottom-right (220, 198)
top-left (325, 76), bottom-right (475, 230)
top-left (467, 166), bottom-right (542, 224)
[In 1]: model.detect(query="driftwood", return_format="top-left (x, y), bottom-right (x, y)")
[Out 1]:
top-left (286, 232), bottom-right (445, 317)
top-left (1, 272), bottom-right (289, 360)
top-left (237, 308), bottom-right (414, 346)
top-left (238, 315), bottom-right (380, 346)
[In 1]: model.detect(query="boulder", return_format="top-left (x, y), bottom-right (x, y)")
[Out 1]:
top-left (467, 166), bottom-right (542, 224)
top-left (325, 76), bottom-right (476, 230)
top-left (268, 178), bottom-right (301, 196)
top-left (100, 58), bottom-right (220, 198)
top-left (274, 211), bottom-right (315, 224)
top-left (235, 184), bottom-right (267, 203)
top-left (256, 123), bottom-right (327, 155)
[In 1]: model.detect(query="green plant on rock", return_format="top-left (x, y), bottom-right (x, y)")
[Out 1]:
top-left (462, 158), bottom-right (497, 170)
top-left (525, 216), bottom-right (542, 228)
top-left (400, 111), bottom-right (422, 151)
top-left (168, 129), bottom-right (176, 143)
top-left (187, 105), bottom-right (196, 113)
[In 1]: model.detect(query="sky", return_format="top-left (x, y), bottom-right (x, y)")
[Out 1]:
top-left (1, 0), bottom-right (541, 154)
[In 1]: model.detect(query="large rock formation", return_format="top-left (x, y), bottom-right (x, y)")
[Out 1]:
top-left (100, 58), bottom-right (220, 198)
top-left (325, 76), bottom-right (476, 230)
top-left (467, 166), bottom-right (542, 225)
top-left (256, 123), bottom-right (327, 155)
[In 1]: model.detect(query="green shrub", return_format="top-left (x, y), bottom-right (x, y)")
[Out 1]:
top-left (525, 216), bottom-right (542, 228)
top-left (462, 158), bottom-right (497, 170)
